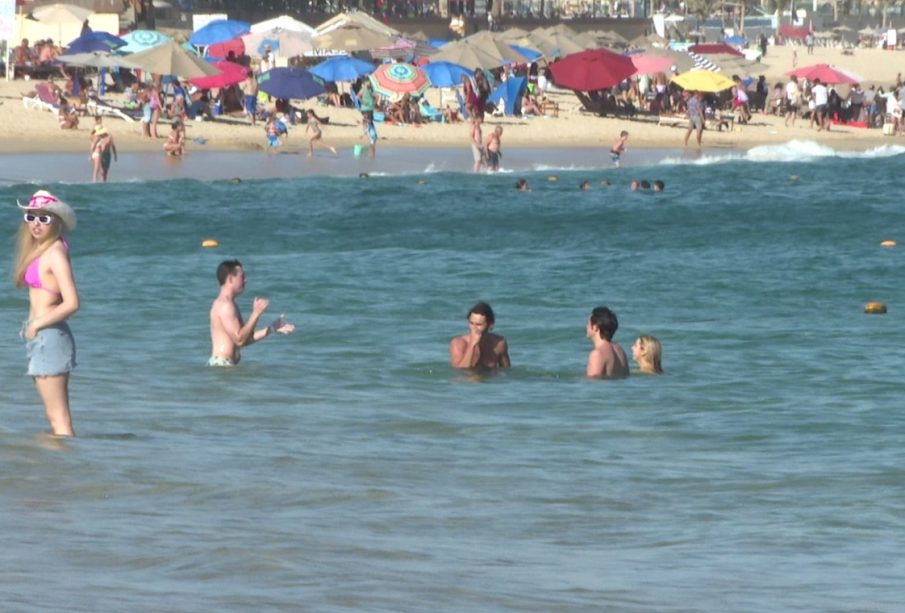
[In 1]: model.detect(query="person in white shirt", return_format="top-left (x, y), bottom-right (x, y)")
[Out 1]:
top-left (784, 76), bottom-right (801, 127)
top-left (811, 78), bottom-right (829, 131)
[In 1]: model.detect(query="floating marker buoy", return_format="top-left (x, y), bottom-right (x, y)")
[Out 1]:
top-left (417, 180), bottom-right (427, 185)
top-left (881, 240), bottom-right (896, 247)
top-left (789, 175), bottom-right (799, 182)
top-left (202, 239), bottom-right (219, 248)
top-left (864, 302), bottom-right (887, 314)
top-left (548, 175), bottom-right (558, 182)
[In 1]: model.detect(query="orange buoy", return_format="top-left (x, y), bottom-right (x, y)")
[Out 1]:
top-left (201, 239), bottom-right (219, 248)
top-left (881, 240), bottom-right (896, 247)
top-left (548, 175), bottom-right (558, 182)
top-left (864, 302), bottom-right (887, 314)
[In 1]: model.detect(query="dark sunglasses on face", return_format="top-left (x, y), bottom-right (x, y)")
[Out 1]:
top-left (24, 213), bottom-right (53, 225)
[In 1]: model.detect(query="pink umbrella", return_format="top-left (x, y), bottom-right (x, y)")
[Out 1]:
top-left (190, 60), bottom-right (249, 89)
top-left (787, 63), bottom-right (862, 85)
top-left (630, 54), bottom-right (677, 75)
top-left (206, 36), bottom-right (245, 60)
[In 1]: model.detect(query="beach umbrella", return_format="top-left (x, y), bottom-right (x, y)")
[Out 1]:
top-left (56, 51), bottom-right (141, 69)
top-left (689, 43), bottom-right (744, 57)
top-left (523, 31), bottom-right (588, 58)
top-left (549, 49), bottom-right (636, 91)
top-left (189, 19), bottom-right (251, 46)
top-left (426, 41), bottom-right (504, 70)
top-left (257, 67), bottom-right (325, 100)
top-left (498, 27), bottom-right (530, 41)
top-left (368, 62), bottom-right (431, 101)
top-left (461, 31), bottom-right (530, 64)
top-left (205, 36), bottom-right (245, 61)
top-left (787, 63), bottom-right (862, 85)
top-left (127, 41), bottom-right (220, 79)
top-left (242, 28), bottom-right (313, 58)
top-left (371, 36), bottom-right (438, 61)
top-left (33, 3), bottom-right (93, 22)
top-left (190, 60), bottom-right (248, 89)
top-left (630, 53), bottom-right (677, 75)
top-left (251, 15), bottom-right (315, 35)
top-left (423, 61), bottom-right (473, 88)
top-left (510, 44), bottom-right (542, 62)
top-left (65, 31), bottom-right (126, 54)
top-left (120, 29), bottom-right (171, 53)
top-left (308, 55), bottom-right (374, 82)
top-left (671, 69), bottom-right (735, 92)
top-left (314, 25), bottom-right (396, 52)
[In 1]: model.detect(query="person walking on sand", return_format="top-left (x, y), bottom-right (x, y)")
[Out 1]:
top-left (208, 259), bottom-right (295, 367)
top-left (585, 305), bottom-right (629, 379)
top-left (13, 190), bottom-right (80, 436)
top-left (683, 91), bottom-right (704, 148)
top-left (306, 109), bottom-right (337, 157)
top-left (485, 126), bottom-right (503, 172)
top-left (449, 302), bottom-right (510, 370)
top-left (89, 117), bottom-right (117, 183)
top-left (610, 130), bottom-right (628, 167)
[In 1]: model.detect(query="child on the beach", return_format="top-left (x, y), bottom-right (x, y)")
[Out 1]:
top-left (306, 109), bottom-right (337, 157)
top-left (610, 130), bottom-right (628, 167)
top-left (485, 126), bottom-right (503, 172)
top-left (265, 117), bottom-right (282, 150)
top-left (163, 121), bottom-right (185, 157)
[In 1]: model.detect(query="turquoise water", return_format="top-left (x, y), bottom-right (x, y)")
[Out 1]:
top-left (2, 141), bottom-right (905, 611)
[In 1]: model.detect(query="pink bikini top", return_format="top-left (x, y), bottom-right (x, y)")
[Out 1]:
top-left (24, 238), bottom-right (68, 296)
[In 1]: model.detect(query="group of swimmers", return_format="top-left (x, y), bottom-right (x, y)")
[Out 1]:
top-left (449, 301), bottom-right (662, 378)
top-left (515, 178), bottom-right (666, 192)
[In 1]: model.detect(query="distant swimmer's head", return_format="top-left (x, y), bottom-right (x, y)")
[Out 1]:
top-left (359, 172), bottom-right (370, 179)
top-left (588, 305), bottom-right (618, 341)
top-left (230, 177), bottom-right (242, 184)
top-left (418, 179), bottom-right (428, 185)
top-left (579, 180), bottom-right (591, 191)
top-left (515, 178), bottom-right (530, 191)
top-left (632, 334), bottom-right (663, 374)
top-left (629, 181), bottom-right (640, 191)
top-left (640, 180), bottom-right (651, 190)
top-left (600, 179), bottom-right (611, 187)
top-left (653, 180), bottom-right (664, 192)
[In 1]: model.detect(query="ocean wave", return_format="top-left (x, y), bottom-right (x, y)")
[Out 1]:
top-left (531, 163), bottom-right (599, 172)
top-left (659, 139), bottom-right (905, 166)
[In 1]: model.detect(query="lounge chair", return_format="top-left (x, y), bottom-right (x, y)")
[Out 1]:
top-left (87, 97), bottom-right (142, 123)
top-left (418, 99), bottom-right (444, 122)
top-left (22, 82), bottom-right (59, 113)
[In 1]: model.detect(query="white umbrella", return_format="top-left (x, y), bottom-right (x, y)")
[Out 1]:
top-left (33, 3), bottom-right (94, 22)
top-left (242, 28), bottom-right (314, 58)
top-left (251, 15), bottom-right (315, 35)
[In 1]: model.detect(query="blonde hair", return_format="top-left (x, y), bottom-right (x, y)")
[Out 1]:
top-left (636, 334), bottom-right (663, 374)
top-left (12, 213), bottom-right (62, 287)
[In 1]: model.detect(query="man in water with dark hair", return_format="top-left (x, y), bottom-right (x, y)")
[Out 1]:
top-left (208, 259), bottom-right (295, 366)
top-left (585, 305), bottom-right (629, 379)
top-left (449, 301), bottom-right (510, 369)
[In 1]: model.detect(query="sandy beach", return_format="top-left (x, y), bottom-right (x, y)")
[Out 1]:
top-left (3, 44), bottom-right (905, 158)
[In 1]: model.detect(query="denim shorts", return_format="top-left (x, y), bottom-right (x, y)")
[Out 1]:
top-left (23, 321), bottom-right (76, 376)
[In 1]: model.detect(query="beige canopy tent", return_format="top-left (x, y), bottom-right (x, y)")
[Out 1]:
top-left (315, 12), bottom-right (399, 37)
top-left (313, 25), bottom-right (396, 52)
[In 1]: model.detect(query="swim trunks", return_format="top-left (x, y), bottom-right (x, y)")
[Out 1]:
top-left (688, 115), bottom-right (704, 130)
top-left (244, 95), bottom-right (257, 115)
top-left (610, 150), bottom-right (621, 162)
top-left (267, 134), bottom-right (280, 148)
top-left (208, 356), bottom-right (236, 367)
top-left (471, 143), bottom-right (483, 163)
top-left (23, 321), bottom-right (76, 376)
top-left (486, 150), bottom-right (500, 169)
top-left (100, 149), bottom-right (112, 171)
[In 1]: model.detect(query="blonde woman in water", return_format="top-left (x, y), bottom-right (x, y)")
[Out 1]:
top-left (631, 334), bottom-right (663, 375)
top-left (12, 190), bottom-right (80, 436)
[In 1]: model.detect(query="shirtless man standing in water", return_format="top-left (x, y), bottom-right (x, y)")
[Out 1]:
top-left (209, 259), bottom-right (295, 366)
top-left (449, 302), bottom-right (510, 369)
top-left (585, 305), bottom-right (629, 379)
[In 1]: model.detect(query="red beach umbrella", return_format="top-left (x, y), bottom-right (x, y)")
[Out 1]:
top-left (190, 60), bottom-right (248, 89)
top-left (787, 63), bottom-right (862, 85)
top-left (688, 43), bottom-right (744, 57)
top-left (549, 49), bottom-right (636, 91)
top-left (206, 36), bottom-right (246, 61)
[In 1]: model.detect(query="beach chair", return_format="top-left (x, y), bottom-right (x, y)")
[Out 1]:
top-left (657, 113), bottom-right (686, 128)
top-left (349, 89), bottom-right (361, 111)
top-left (22, 82), bottom-right (59, 113)
top-left (418, 98), bottom-right (444, 122)
top-left (86, 97), bottom-right (141, 123)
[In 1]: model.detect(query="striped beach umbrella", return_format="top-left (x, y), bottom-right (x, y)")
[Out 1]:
top-left (368, 62), bottom-right (430, 101)
top-left (120, 29), bottom-right (171, 53)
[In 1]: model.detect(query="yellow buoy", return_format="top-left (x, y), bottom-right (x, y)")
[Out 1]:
top-left (789, 175), bottom-right (799, 182)
top-left (201, 239), bottom-right (219, 248)
top-left (548, 175), bottom-right (558, 182)
top-left (864, 302), bottom-right (887, 314)
top-left (881, 240), bottom-right (896, 247)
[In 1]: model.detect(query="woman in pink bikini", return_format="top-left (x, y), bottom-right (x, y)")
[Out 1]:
top-left (13, 190), bottom-right (80, 437)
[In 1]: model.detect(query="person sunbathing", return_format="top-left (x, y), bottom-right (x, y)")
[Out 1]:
top-left (521, 91), bottom-right (541, 116)
top-left (58, 98), bottom-right (79, 129)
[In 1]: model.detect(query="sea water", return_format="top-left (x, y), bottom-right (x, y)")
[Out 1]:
top-left (1, 141), bottom-right (905, 612)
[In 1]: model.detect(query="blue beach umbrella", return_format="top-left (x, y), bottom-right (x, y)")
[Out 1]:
top-left (189, 19), bottom-right (251, 46)
top-left (257, 67), bottom-right (326, 100)
top-left (309, 55), bottom-right (374, 82)
top-left (509, 44), bottom-right (542, 62)
top-left (120, 30), bottom-right (171, 53)
top-left (66, 31), bottom-right (126, 54)
top-left (423, 60), bottom-right (473, 88)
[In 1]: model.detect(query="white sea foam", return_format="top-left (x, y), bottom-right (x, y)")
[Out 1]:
top-left (531, 163), bottom-right (598, 172)
top-left (660, 139), bottom-right (905, 166)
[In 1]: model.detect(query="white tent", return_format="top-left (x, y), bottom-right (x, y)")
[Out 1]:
top-left (250, 15), bottom-right (315, 36)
